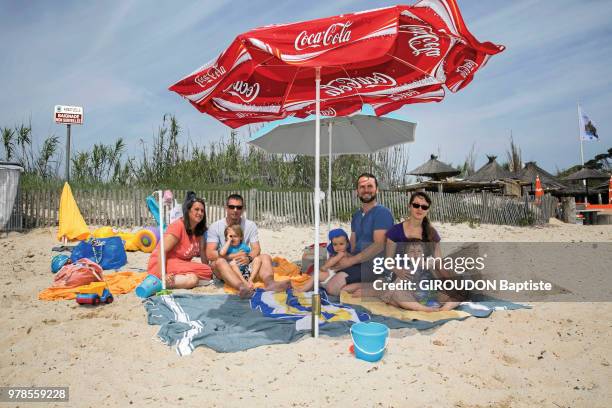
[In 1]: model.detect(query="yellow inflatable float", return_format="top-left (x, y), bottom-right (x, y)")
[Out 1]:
top-left (93, 227), bottom-right (157, 253)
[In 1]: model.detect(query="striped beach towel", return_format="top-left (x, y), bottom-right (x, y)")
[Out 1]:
top-left (250, 289), bottom-right (369, 331)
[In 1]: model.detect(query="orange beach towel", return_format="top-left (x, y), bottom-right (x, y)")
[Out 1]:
top-left (224, 257), bottom-right (310, 294)
top-left (39, 271), bottom-right (147, 300)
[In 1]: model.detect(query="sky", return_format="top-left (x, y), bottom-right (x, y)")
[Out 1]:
top-left (1, 0), bottom-right (611, 174)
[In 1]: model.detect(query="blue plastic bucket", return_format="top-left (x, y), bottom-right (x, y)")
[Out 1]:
top-left (135, 274), bottom-right (162, 298)
top-left (350, 322), bottom-right (389, 362)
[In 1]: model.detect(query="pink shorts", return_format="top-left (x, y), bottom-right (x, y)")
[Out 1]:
top-left (148, 257), bottom-right (212, 280)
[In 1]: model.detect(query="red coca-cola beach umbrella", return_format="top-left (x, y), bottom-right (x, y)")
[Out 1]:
top-left (169, 0), bottom-right (504, 336)
top-left (170, 1), bottom-right (504, 128)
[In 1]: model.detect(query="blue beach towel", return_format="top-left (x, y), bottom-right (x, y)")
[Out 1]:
top-left (143, 293), bottom-right (529, 355)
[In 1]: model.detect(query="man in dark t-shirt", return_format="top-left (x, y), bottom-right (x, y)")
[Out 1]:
top-left (325, 173), bottom-right (394, 295)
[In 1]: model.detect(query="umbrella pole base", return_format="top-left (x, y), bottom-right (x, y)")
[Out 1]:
top-left (311, 293), bottom-right (321, 337)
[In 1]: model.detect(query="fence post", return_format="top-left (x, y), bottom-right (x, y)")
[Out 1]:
top-left (247, 189), bottom-right (254, 221)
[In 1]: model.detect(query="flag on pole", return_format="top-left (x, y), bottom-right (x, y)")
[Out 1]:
top-left (578, 105), bottom-right (599, 141)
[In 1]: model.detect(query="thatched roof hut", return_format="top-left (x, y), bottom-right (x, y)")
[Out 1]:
top-left (404, 179), bottom-right (521, 196)
top-left (408, 154), bottom-right (460, 180)
top-left (516, 161), bottom-right (567, 191)
top-left (563, 167), bottom-right (610, 201)
top-left (594, 176), bottom-right (612, 191)
top-left (563, 167), bottom-right (610, 181)
top-left (465, 155), bottom-right (513, 182)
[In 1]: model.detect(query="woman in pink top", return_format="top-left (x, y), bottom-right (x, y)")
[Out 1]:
top-left (147, 196), bottom-right (212, 289)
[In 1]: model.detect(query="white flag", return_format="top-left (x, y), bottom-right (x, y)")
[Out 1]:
top-left (578, 105), bottom-right (599, 141)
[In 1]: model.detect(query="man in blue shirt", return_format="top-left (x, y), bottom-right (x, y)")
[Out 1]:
top-left (325, 173), bottom-right (394, 295)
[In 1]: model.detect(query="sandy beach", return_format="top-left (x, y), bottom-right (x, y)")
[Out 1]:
top-left (1, 221), bottom-right (611, 407)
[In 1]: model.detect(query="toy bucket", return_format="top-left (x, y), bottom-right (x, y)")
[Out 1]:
top-left (51, 254), bottom-right (70, 274)
top-left (135, 274), bottom-right (162, 298)
top-left (350, 322), bottom-right (389, 362)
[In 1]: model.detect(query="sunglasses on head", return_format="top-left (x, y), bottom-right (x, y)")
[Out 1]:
top-left (188, 197), bottom-right (205, 207)
top-left (227, 205), bottom-right (243, 210)
top-left (411, 202), bottom-right (430, 210)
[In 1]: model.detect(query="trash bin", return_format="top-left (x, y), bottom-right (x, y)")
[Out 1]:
top-left (0, 162), bottom-right (24, 232)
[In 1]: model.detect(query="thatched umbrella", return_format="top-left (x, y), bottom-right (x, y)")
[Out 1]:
top-left (516, 161), bottom-right (567, 191)
top-left (465, 155), bottom-right (512, 182)
top-left (408, 154), bottom-right (460, 180)
top-left (564, 167), bottom-right (610, 202)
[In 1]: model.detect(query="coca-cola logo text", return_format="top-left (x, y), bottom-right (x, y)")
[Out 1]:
top-left (388, 90), bottom-right (419, 101)
top-left (456, 59), bottom-right (478, 78)
top-left (295, 22), bottom-right (352, 51)
top-left (236, 112), bottom-right (258, 118)
top-left (195, 64), bottom-right (227, 88)
top-left (223, 80), bottom-right (260, 103)
top-left (402, 25), bottom-right (440, 57)
top-left (306, 107), bottom-right (337, 117)
top-left (321, 73), bottom-right (397, 97)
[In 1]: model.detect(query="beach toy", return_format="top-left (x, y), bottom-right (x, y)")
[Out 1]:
top-left (51, 254), bottom-right (70, 274)
top-left (135, 274), bottom-right (163, 298)
top-left (350, 322), bottom-right (389, 362)
top-left (145, 226), bottom-right (160, 245)
top-left (76, 281), bottom-right (114, 305)
top-left (93, 226), bottom-right (117, 238)
top-left (118, 229), bottom-right (157, 253)
top-left (92, 227), bottom-right (157, 253)
top-left (146, 195), bottom-right (161, 226)
top-left (133, 229), bottom-right (156, 252)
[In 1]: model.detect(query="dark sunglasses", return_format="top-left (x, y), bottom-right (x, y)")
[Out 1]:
top-left (411, 203), bottom-right (430, 210)
top-left (227, 205), bottom-right (243, 210)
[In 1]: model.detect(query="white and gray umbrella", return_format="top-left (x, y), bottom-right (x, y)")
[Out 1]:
top-left (249, 110), bottom-right (416, 230)
top-left (250, 114), bottom-right (416, 156)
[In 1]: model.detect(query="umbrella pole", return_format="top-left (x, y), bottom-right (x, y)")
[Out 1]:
top-left (328, 122), bottom-right (332, 235)
top-left (312, 67), bottom-right (321, 338)
top-left (158, 190), bottom-right (167, 291)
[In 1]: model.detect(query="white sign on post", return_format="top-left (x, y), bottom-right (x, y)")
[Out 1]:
top-left (54, 105), bottom-right (84, 125)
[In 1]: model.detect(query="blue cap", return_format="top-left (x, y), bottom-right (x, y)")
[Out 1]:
top-left (327, 228), bottom-right (351, 256)
top-left (51, 254), bottom-right (70, 274)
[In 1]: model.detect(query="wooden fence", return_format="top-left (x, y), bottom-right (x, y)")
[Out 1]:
top-left (3, 187), bottom-right (557, 232)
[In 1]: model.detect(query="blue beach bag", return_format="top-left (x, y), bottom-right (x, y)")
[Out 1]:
top-left (70, 236), bottom-right (127, 270)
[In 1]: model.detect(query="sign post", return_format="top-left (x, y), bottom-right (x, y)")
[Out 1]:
top-left (66, 124), bottom-right (71, 181)
top-left (54, 105), bottom-right (83, 182)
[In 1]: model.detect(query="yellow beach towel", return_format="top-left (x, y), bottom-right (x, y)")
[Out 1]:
top-left (340, 292), bottom-right (470, 323)
top-left (57, 182), bottom-right (90, 241)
